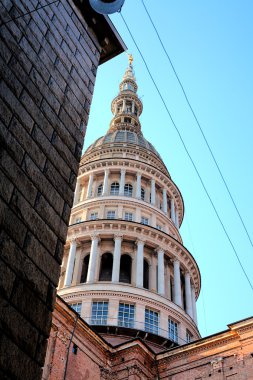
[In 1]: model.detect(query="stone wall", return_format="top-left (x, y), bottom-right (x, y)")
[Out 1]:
top-left (0, 0), bottom-right (123, 378)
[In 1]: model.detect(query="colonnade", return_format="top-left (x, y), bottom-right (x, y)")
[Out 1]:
top-left (74, 169), bottom-right (180, 227)
top-left (63, 236), bottom-right (197, 323)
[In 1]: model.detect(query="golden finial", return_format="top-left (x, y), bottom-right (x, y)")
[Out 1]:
top-left (128, 53), bottom-right (133, 66)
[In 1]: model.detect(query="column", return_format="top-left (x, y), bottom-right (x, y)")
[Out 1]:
top-left (86, 173), bottom-right (93, 199)
top-left (86, 234), bottom-right (99, 283)
top-left (173, 260), bottom-right (182, 307)
top-left (162, 188), bottom-right (168, 214)
top-left (136, 239), bottom-right (145, 288)
top-left (150, 255), bottom-right (156, 291)
top-left (167, 265), bottom-right (171, 300)
top-left (157, 248), bottom-right (165, 296)
top-left (131, 101), bottom-right (135, 113)
top-left (73, 178), bottom-right (80, 205)
top-left (119, 168), bottom-right (126, 196)
top-left (122, 99), bottom-right (126, 111)
top-left (185, 272), bottom-right (193, 318)
top-left (112, 234), bottom-right (122, 282)
top-left (64, 239), bottom-right (77, 287)
top-left (171, 198), bottom-right (176, 223)
top-left (191, 285), bottom-right (198, 324)
top-left (102, 168), bottom-right (109, 196)
top-left (135, 172), bottom-right (141, 199)
top-left (175, 210), bottom-right (179, 228)
top-left (150, 178), bottom-right (156, 205)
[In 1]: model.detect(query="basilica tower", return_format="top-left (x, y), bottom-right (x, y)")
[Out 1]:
top-left (58, 58), bottom-right (201, 352)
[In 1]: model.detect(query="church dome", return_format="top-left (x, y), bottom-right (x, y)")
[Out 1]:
top-left (58, 57), bottom-right (201, 352)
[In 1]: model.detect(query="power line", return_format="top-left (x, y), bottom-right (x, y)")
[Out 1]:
top-left (119, 12), bottom-right (253, 293)
top-left (141, 0), bottom-right (253, 250)
top-left (0, 0), bottom-right (59, 27)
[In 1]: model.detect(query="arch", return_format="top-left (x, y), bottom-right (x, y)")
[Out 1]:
top-left (143, 259), bottom-right (149, 289)
top-left (141, 187), bottom-right (145, 201)
top-left (97, 184), bottom-right (103, 196)
top-left (110, 182), bottom-right (119, 195)
top-left (99, 252), bottom-right (113, 281)
top-left (119, 254), bottom-right (132, 284)
top-left (80, 255), bottom-right (90, 283)
top-left (124, 183), bottom-right (133, 197)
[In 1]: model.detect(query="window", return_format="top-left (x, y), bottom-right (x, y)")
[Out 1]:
top-left (124, 183), bottom-right (133, 197)
top-left (141, 216), bottom-right (149, 225)
top-left (75, 217), bottom-right (82, 223)
top-left (107, 210), bottom-right (116, 219)
top-left (156, 224), bottom-right (162, 231)
top-left (118, 303), bottom-right (135, 328)
top-left (141, 187), bottom-right (145, 201)
top-left (97, 184), bottom-right (103, 196)
top-left (91, 301), bottom-right (108, 325)
top-left (124, 117), bottom-right (131, 123)
top-left (168, 319), bottom-right (178, 342)
top-left (124, 212), bottom-right (133, 221)
top-left (186, 330), bottom-right (192, 343)
top-left (70, 302), bottom-right (82, 315)
top-left (89, 212), bottom-right (98, 220)
top-left (115, 131), bottom-right (125, 142)
top-left (145, 308), bottom-right (159, 335)
top-left (110, 182), bottom-right (119, 195)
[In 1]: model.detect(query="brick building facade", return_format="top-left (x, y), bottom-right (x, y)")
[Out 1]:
top-left (0, 1), bottom-right (125, 379)
top-left (44, 296), bottom-right (253, 379)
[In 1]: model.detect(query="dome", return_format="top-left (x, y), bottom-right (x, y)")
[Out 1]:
top-left (85, 130), bottom-right (162, 159)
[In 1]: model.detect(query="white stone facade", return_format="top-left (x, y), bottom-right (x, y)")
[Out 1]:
top-left (58, 62), bottom-right (201, 347)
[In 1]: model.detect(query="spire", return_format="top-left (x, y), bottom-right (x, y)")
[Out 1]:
top-left (109, 56), bottom-right (143, 134)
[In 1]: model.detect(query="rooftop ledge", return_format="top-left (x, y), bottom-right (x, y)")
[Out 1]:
top-left (73, 0), bottom-right (127, 64)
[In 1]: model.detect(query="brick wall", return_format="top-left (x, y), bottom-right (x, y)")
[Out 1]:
top-left (0, 1), bottom-right (123, 378)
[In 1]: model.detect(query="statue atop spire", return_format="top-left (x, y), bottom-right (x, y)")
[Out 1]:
top-left (128, 53), bottom-right (133, 66)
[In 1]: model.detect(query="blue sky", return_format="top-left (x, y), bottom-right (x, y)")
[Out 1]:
top-left (84, 1), bottom-right (253, 337)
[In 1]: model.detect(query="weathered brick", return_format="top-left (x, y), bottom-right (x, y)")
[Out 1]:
top-left (34, 192), bottom-right (68, 241)
top-left (61, 202), bottom-right (71, 225)
top-left (43, 159), bottom-right (74, 206)
top-left (24, 232), bottom-right (60, 285)
top-left (0, 120), bottom-right (25, 164)
top-left (0, 334), bottom-right (42, 380)
top-left (59, 106), bottom-right (83, 146)
top-left (0, 230), bottom-right (49, 301)
top-left (10, 188), bottom-right (57, 252)
top-left (32, 125), bottom-right (71, 182)
top-left (41, 99), bottom-right (76, 153)
top-left (0, 198), bottom-right (27, 248)
top-left (0, 81), bottom-right (34, 132)
top-left (20, 90), bottom-right (54, 139)
top-left (51, 131), bottom-right (79, 173)
top-left (9, 117), bottom-right (46, 170)
top-left (9, 55), bottom-right (43, 106)
top-left (0, 258), bottom-right (15, 299)
top-left (11, 279), bottom-right (52, 335)
top-left (0, 149), bottom-right (37, 205)
top-left (0, 296), bottom-right (39, 357)
top-left (0, 35), bottom-right (12, 63)
top-left (36, 334), bottom-right (49, 366)
top-left (0, 97), bottom-right (12, 126)
top-left (0, 27), bottom-right (33, 74)
top-left (21, 152), bottom-right (64, 216)
top-left (0, 168), bottom-right (14, 203)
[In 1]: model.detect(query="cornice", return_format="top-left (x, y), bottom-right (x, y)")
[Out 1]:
top-left (59, 285), bottom-right (200, 337)
top-left (72, 196), bottom-right (182, 242)
top-left (78, 156), bottom-right (184, 225)
top-left (66, 219), bottom-right (201, 297)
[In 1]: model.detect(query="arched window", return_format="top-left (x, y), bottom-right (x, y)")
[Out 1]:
top-left (110, 182), bottom-right (119, 195)
top-left (124, 183), bottom-right (133, 197)
top-left (80, 255), bottom-right (90, 283)
top-left (143, 259), bottom-right (149, 290)
top-left (141, 187), bottom-right (145, 201)
top-left (119, 254), bottom-right (132, 284)
top-left (97, 184), bottom-right (103, 196)
top-left (99, 252), bottom-right (113, 281)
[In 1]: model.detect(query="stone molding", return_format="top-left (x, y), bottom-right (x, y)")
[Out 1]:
top-left (66, 220), bottom-right (201, 296)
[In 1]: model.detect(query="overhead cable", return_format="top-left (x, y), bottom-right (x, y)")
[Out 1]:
top-left (141, 0), bottom-right (253, 250)
top-left (119, 12), bottom-right (253, 293)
